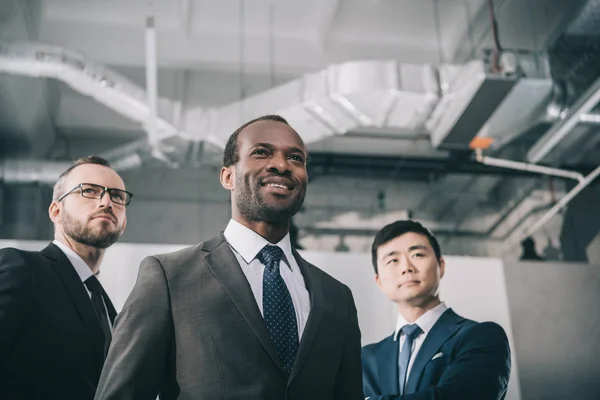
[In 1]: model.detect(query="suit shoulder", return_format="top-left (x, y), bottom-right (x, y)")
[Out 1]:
top-left (457, 320), bottom-right (509, 347)
top-left (362, 334), bottom-right (394, 355)
top-left (471, 321), bottom-right (508, 337)
top-left (0, 247), bottom-right (39, 270)
top-left (0, 247), bottom-right (29, 259)
top-left (0, 247), bottom-right (35, 290)
top-left (147, 243), bottom-right (206, 266)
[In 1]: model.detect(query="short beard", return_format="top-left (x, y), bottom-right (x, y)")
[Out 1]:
top-left (61, 208), bottom-right (121, 249)
top-left (235, 170), bottom-right (305, 223)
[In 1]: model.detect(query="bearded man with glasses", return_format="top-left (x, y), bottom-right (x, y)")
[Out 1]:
top-left (0, 155), bottom-right (132, 400)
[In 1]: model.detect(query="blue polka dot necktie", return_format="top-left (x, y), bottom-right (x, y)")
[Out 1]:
top-left (398, 323), bottom-right (422, 394)
top-left (258, 244), bottom-right (299, 375)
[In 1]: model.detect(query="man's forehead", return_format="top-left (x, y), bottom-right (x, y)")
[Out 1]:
top-left (240, 120), bottom-right (305, 148)
top-left (381, 232), bottom-right (432, 251)
top-left (65, 164), bottom-right (125, 188)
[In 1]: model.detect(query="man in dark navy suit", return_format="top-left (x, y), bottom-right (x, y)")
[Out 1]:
top-left (362, 220), bottom-right (511, 400)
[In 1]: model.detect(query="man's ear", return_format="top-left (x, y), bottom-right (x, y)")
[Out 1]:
top-left (220, 166), bottom-right (235, 191)
top-left (375, 273), bottom-right (384, 290)
top-left (48, 201), bottom-right (61, 224)
top-left (439, 256), bottom-right (445, 279)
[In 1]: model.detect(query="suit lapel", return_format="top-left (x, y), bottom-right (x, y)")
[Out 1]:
top-left (288, 251), bottom-right (324, 383)
top-left (405, 308), bottom-right (464, 394)
top-left (201, 234), bottom-right (286, 375)
top-left (377, 335), bottom-right (400, 394)
top-left (41, 243), bottom-right (105, 366)
top-left (101, 290), bottom-right (117, 323)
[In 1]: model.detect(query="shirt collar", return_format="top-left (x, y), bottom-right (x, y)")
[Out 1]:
top-left (52, 239), bottom-right (94, 283)
top-left (223, 219), bottom-right (294, 270)
top-left (394, 301), bottom-right (449, 341)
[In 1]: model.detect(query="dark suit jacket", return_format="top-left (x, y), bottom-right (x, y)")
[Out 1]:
top-left (95, 233), bottom-right (363, 400)
top-left (362, 309), bottom-right (511, 400)
top-left (0, 243), bottom-right (116, 400)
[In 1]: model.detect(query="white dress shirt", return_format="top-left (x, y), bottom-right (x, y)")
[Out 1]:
top-left (52, 239), bottom-right (112, 329)
top-left (223, 219), bottom-right (311, 339)
top-left (395, 302), bottom-right (449, 384)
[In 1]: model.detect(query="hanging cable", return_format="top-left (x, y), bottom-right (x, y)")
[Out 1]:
top-left (487, 0), bottom-right (503, 72)
top-left (238, 0), bottom-right (246, 122)
top-left (432, 0), bottom-right (445, 65)
top-left (268, 3), bottom-right (276, 87)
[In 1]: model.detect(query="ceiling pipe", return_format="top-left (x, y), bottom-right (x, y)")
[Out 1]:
top-left (522, 165), bottom-right (600, 239)
top-left (0, 159), bottom-right (72, 184)
top-left (0, 156), bottom-right (142, 185)
top-left (474, 149), bottom-right (600, 241)
top-left (145, 15), bottom-right (159, 146)
top-left (527, 74), bottom-right (600, 163)
top-left (0, 42), bottom-right (188, 150)
top-left (475, 149), bottom-right (584, 182)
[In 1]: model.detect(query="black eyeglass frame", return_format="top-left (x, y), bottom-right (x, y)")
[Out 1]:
top-left (57, 183), bottom-right (133, 206)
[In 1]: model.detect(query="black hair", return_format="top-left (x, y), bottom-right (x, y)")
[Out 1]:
top-left (371, 220), bottom-right (442, 274)
top-left (222, 114), bottom-right (290, 167)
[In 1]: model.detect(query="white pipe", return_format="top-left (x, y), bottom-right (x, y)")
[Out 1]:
top-left (180, 0), bottom-right (192, 37)
top-left (579, 112), bottom-right (600, 125)
top-left (0, 156), bottom-right (143, 184)
top-left (145, 16), bottom-right (159, 145)
top-left (524, 164), bottom-right (600, 238)
top-left (475, 151), bottom-right (585, 182)
top-left (0, 160), bottom-right (72, 184)
top-left (528, 75), bottom-right (600, 163)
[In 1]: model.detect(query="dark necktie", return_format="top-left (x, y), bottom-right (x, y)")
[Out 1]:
top-left (258, 245), bottom-right (299, 375)
top-left (399, 324), bottom-right (423, 394)
top-left (84, 276), bottom-right (112, 349)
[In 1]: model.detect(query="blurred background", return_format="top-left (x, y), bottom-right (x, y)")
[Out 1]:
top-left (1, 0), bottom-right (599, 262)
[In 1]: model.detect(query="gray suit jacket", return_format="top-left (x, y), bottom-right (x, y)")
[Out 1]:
top-left (95, 233), bottom-right (363, 400)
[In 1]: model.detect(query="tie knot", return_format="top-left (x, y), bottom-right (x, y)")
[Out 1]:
top-left (257, 245), bottom-right (284, 266)
top-left (401, 324), bottom-right (422, 339)
top-left (84, 275), bottom-right (103, 294)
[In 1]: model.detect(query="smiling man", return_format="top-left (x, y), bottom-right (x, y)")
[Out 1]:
top-left (0, 156), bottom-right (131, 400)
top-left (361, 220), bottom-right (511, 400)
top-left (95, 115), bottom-right (363, 400)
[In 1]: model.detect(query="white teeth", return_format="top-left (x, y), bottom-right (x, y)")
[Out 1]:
top-left (266, 183), bottom-right (288, 189)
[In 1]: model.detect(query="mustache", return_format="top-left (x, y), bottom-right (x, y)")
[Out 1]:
top-left (90, 210), bottom-right (117, 223)
top-left (259, 172), bottom-right (297, 185)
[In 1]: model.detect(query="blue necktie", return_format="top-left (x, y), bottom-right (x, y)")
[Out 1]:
top-left (258, 245), bottom-right (299, 375)
top-left (398, 324), bottom-right (422, 394)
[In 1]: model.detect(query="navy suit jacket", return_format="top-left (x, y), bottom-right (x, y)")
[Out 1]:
top-left (362, 308), bottom-right (511, 400)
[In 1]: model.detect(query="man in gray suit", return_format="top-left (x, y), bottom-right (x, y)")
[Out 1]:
top-left (95, 114), bottom-right (363, 400)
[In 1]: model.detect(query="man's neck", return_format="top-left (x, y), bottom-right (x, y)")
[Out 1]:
top-left (232, 216), bottom-right (289, 244)
top-left (55, 235), bottom-right (104, 275)
top-left (397, 297), bottom-right (441, 323)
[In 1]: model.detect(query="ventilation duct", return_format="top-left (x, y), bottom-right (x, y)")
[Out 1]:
top-left (426, 59), bottom-right (520, 149)
top-left (184, 60), bottom-right (440, 147)
top-left (0, 42), bottom-right (186, 144)
top-left (0, 43), bottom-right (440, 165)
top-left (0, 42), bottom-right (558, 184)
top-left (0, 159), bottom-right (71, 184)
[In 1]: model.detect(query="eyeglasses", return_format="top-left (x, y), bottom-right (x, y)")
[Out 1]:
top-left (57, 183), bottom-right (133, 206)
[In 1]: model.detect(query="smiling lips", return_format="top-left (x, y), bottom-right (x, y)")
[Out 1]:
top-left (261, 178), bottom-right (294, 191)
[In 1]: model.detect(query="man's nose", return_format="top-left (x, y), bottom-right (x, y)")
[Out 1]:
top-left (267, 152), bottom-right (291, 174)
top-left (98, 190), bottom-right (114, 208)
top-left (399, 256), bottom-right (414, 274)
